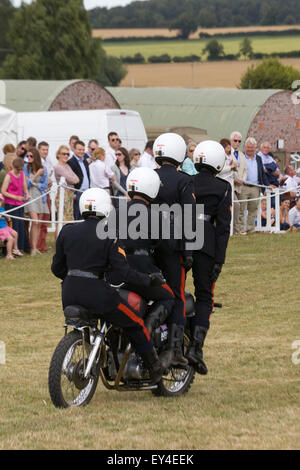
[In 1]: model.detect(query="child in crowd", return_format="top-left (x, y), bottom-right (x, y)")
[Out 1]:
top-left (0, 194), bottom-right (23, 260)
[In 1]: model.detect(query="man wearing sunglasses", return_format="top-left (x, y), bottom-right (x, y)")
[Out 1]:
top-left (84, 139), bottom-right (99, 165)
top-left (230, 131), bottom-right (247, 234)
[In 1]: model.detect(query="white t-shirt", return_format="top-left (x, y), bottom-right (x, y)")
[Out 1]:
top-left (105, 146), bottom-right (116, 178)
top-left (282, 175), bottom-right (299, 193)
top-left (139, 151), bottom-right (157, 169)
top-left (288, 206), bottom-right (300, 226)
top-left (42, 157), bottom-right (54, 180)
top-left (90, 160), bottom-right (110, 189)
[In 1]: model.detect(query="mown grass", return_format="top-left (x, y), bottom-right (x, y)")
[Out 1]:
top-left (103, 35), bottom-right (300, 61)
top-left (0, 232), bottom-right (299, 450)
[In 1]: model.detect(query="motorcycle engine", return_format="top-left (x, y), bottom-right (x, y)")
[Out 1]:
top-left (121, 352), bottom-right (143, 381)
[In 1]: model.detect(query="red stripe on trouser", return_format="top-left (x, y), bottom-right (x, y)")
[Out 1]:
top-left (180, 265), bottom-right (186, 319)
top-left (118, 303), bottom-right (151, 342)
top-left (162, 283), bottom-right (175, 297)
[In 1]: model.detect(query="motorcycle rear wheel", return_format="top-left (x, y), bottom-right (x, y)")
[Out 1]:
top-left (152, 332), bottom-right (195, 397)
top-left (48, 330), bottom-right (101, 408)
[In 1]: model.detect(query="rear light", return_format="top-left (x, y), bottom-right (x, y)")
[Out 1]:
top-left (120, 112), bottom-right (126, 115)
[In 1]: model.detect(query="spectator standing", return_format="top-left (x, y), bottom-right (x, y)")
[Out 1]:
top-left (230, 131), bottom-right (247, 234)
top-left (0, 153), bottom-right (16, 189)
top-left (219, 138), bottom-right (238, 184)
top-left (69, 135), bottom-right (80, 160)
top-left (129, 148), bottom-right (141, 170)
top-left (257, 142), bottom-right (280, 187)
top-left (288, 196), bottom-right (300, 230)
top-left (24, 137), bottom-right (37, 163)
top-left (67, 140), bottom-right (90, 220)
top-left (89, 148), bottom-right (110, 191)
top-left (16, 141), bottom-right (27, 160)
top-left (238, 137), bottom-right (269, 234)
top-left (139, 141), bottom-right (156, 169)
top-left (111, 147), bottom-right (131, 206)
top-left (84, 139), bottom-right (99, 164)
top-left (182, 142), bottom-right (198, 175)
top-left (54, 146), bottom-right (79, 228)
top-left (105, 132), bottom-right (119, 181)
top-left (24, 148), bottom-right (49, 255)
top-left (37, 141), bottom-right (54, 252)
top-left (1, 157), bottom-right (30, 252)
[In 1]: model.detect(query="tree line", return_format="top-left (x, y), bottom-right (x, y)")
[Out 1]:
top-left (0, 0), bottom-right (127, 86)
top-left (89, 0), bottom-right (300, 35)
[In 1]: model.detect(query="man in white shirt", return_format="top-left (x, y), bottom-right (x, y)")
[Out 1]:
top-left (230, 131), bottom-right (247, 234)
top-left (105, 132), bottom-right (119, 181)
top-left (37, 141), bottom-right (53, 252)
top-left (288, 197), bottom-right (300, 230)
top-left (139, 141), bottom-right (156, 169)
top-left (282, 165), bottom-right (300, 199)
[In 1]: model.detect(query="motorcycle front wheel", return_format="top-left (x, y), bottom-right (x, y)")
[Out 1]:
top-left (152, 332), bottom-right (195, 397)
top-left (48, 330), bottom-right (101, 408)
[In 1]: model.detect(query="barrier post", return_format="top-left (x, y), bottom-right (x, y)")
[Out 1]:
top-left (266, 188), bottom-right (272, 232)
top-left (57, 177), bottom-right (65, 235)
top-left (48, 182), bottom-right (57, 233)
top-left (274, 188), bottom-right (281, 233)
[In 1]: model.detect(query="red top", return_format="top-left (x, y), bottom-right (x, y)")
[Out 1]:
top-left (4, 171), bottom-right (24, 206)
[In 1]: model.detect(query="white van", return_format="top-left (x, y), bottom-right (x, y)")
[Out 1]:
top-left (17, 109), bottom-right (147, 165)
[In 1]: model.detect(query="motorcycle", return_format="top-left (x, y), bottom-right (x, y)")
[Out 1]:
top-left (48, 289), bottom-right (198, 408)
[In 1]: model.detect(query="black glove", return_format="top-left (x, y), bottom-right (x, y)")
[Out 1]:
top-left (182, 256), bottom-right (193, 272)
top-left (149, 272), bottom-right (166, 287)
top-left (211, 263), bottom-right (222, 284)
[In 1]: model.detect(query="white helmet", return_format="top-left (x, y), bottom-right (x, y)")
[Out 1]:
top-left (193, 140), bottom-right (226, 174)
top-left (127, 167), bottom-right (161, 201)
top-left (79, 188), bottom-right (113, 219)
top-left (153, 133), bottom-right (186, 166)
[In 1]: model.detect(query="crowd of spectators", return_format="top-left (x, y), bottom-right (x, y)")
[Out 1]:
top-left (0, 133), bottom-right (156, 259)
top-left (1, 130), bottom-right (300, 260)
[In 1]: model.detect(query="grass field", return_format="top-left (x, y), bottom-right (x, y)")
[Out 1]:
top-left (1, 232), bottom-right (300, 450)
top-left (120, 58), bottom-right (300, 88)
top-left (103, 36), bottom-right (300, 61)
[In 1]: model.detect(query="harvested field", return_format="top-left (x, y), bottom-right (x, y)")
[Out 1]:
top-left (120, 59), bottom-right (300, 88)
top-left (103, 36), bottom-right (300, 61)
top-left (93, 25), bottom-right (300, 40)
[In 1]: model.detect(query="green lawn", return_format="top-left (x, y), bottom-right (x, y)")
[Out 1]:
top-left (103, 35), bottom-right (300, 60)
top-left (0, 232), bottom-right (300, 449)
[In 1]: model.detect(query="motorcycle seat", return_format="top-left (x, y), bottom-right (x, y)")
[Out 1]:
top-left (64, 305), bottom-right (98, 328)
top-left (118, 289), bottom-right (148, 318)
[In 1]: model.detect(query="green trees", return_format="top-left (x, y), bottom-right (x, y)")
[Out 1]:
top-left (0, 0), bottom-right (15, 66)
top-left (0, 0), bottom-right (127, 86)
top-left (239, 37), bottom-right (254, 59)
top-left (203, 40), bottom-right (225, 60)
top-left (239, 57), bottom-right (300, 89)
top-left (169, 12), bottom-right (198, 39)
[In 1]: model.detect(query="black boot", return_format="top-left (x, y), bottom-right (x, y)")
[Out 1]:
top-left (159, 324), bottom-right (188, 370)
top-left (186, 325), bottom-right (208, 375)
top-left (145, 302), bottom-right (169, 335)
top-left (140, 348), bottom-right (164, 384)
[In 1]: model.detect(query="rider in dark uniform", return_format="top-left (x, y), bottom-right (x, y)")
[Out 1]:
top-left (115, 167), bottom-right (175, 333)
top-left (152, 133), bottom-right (196, 370)
top-left (186, 140), bottom-right (232, 375)
top-left (51, 188), bottom-right (165, 384)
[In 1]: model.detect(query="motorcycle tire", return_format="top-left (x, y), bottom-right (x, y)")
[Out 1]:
top-left (48, 330), bottom-right (101, 408)
top-left (152, 331), bottom-right (195, 398)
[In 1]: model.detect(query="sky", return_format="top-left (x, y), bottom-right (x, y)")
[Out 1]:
top-left (11, 0), bottom-right (143, 9)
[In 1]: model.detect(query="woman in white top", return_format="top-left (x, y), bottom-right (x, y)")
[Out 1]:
top-left (218, 138), bottom-right (238, 186)
top-left (89, 148), bottom-right (110, 191)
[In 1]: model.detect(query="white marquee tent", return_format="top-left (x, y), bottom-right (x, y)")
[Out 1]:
top-left (0, 106), bottom-right (18, 161)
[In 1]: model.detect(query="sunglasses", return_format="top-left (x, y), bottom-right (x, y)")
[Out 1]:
top-left (110, 138), bottom-right (118, 142)
top-left (134, 153), bottom-right (141, 156)
top-left (27, 154), bottom-right (33, 158)
top-left (61, 152), bottom-right (70, 156)
top-left (116, 152), bottom-right (122, 156)
top-left (234, 139), bottom-right (242, 143)
top-left (90, 148), bottom-right (96, 151)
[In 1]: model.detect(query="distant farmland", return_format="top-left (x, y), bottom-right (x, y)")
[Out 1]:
top-left (102, 35), bottom-right (300, 61)
top-left (120, 59), bottom-right (300, 88)
top-left (93, 25), bottom-right (300, 40)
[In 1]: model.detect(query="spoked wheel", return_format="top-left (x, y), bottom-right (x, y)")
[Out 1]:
top-left (152, 333), bottom-right (195, 397)
top-left (48, 330), bottom-right (101, 408)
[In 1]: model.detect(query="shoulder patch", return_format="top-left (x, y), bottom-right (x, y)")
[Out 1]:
top-left (118, 246), bottom-right (126, 258)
